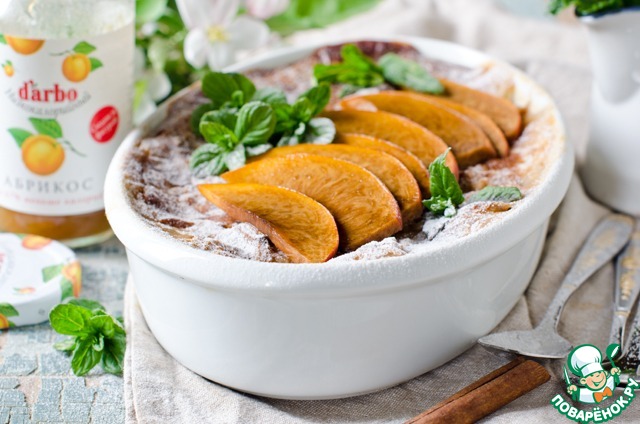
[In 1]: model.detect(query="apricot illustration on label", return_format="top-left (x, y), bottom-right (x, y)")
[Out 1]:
top-left (42, 260), bottom-right (82, 300)
top-left (0, 34), bottom-right (44, 55)
top-left (54, 41), bottom-right (103, 83)
top-left (21, 234), bottom-right (52, 250)
top-left (8, 117), bottom-right (85, 176)
top-left (2, 60), bottom-right (14, 77)
top-left (14, 287), bottom-right (36, 295)
top-left (0, 303), bottom-right (19, 329)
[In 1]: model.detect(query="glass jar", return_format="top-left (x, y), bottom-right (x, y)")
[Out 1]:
top-left (0, 0), bottom-right (135, 247)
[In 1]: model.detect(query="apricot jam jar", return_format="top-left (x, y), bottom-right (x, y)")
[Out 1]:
top-left (0, 0), bottom-right (134, 247)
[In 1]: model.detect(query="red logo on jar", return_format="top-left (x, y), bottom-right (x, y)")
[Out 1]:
top-left (90, 106), bottom-right (119, 143)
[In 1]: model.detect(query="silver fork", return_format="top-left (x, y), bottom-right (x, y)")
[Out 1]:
top-left (478, 214), bottom-right (634, 358)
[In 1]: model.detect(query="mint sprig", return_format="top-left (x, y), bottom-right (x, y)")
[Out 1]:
top-left (313, 44), bottom-right (444, 95)
top-left (468, 186), bottom-right (522, 203)
top-left (423, 149), bottom-right (464, 217)
top-left (190, 101), bottom-right (276, 176)
top-left (50, 299), bottom-right (125, 376)
top-left (548, 0), bottom-right (639, 15)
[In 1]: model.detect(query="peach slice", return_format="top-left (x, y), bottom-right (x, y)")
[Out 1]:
top-left (222, 155), bottom-right (402, 251)
top-left (198, 183), bottom-right (339, 263)
top-left (340, 91), bottom-right (497, 168)
top-left (255, 144), bottom-right (423, 223)
top-left (322, 110), bottom-right (459, 178)
top-left (335, 133), bottom-right (431, 196)
top-left (440, 78), bottom-right (523, 141)
top-left (419, 94), bottom-right (510, 158)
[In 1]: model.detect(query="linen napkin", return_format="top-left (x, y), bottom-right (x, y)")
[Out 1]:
top-left (124, 1), bottom-right (638, 422)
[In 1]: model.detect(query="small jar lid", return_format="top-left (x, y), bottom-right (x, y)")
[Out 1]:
top-left (0, 233), bottom-right (81, 329)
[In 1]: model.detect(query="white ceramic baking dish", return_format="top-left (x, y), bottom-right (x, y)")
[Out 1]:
top-left (105, 36), bottom-right (573, 400)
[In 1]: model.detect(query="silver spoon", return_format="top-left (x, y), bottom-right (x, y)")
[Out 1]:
top-left (478, 213), bottom-right (634, 359)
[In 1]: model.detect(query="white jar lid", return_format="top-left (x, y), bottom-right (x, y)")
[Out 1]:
top-left (0, 233), bottom-right (81, 329)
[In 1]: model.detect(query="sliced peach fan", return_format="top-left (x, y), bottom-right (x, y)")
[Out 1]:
top-left (321, 109), bottom-right (459, 179)
top-left (221, 154), bottom-right (402, 252)
top-left (253, 144), bottom-right (423, 224)
top-left (339, 91), bottom-right (497, 168)
top-left (198, 183), bottom-right (339, 263)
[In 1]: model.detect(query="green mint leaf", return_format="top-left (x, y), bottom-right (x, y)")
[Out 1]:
top-left (89, 58), bottom-right (103, 72)
top-left (8, 128), bottom-right (32, 148)
top-left (136, 0), bottom-right (168, 24)
top-left (71, 337), bottom-right (102, 376)
top-left (200, 122), bottom-right (238, 150)
top-left (49, 304), bottom-right (93, 337)
top-left (54, 338), bottom-right (76, 352)
top-left (252, 87), bottom-right (288, 105)
top-left (89, 315), bottom-right (120, 339)
top-left (548, 0), bottom-right (625, 15)
top-left (292, 83), bottom-right (331, 122)
top-left (201, 72), bottom-right (256, 109)
top-left (422, 149), bottom-right (464, 217)
top-left (379, 53), bottom-right (444, 94)
top-left (190, 144), bottom-right (226, 175)
top-left (313, 44), bottom-right (385, 87)
top-left (468, 186), bottom-right (523, 203)
top-left (42, 264), bottom-right (64, 282)
top-left (245, 143), bottom-right (272, 157)
top-left (93, 334), bottom-right (105, 352)
top-left (235, 101), bottom-right (276, 146)
top-left (303, 117), bottom-right (335, 144)
top-left (272, 103), bottom-right (297, 134)
top-left (201, 108), bottom-right (238, 132)
top-left (339, 84), bottom-right (360, 98)
top-left (101, 333), bottom-right (126, 375)
top-left (73, 41), bottom-right (96, 55)
top-left (277, 122), bottom-right (307, 146)
top-left (0, 303), bottom-right (19, 318)
top-left (29, 118), bottom-right (63, 139)
top-left (0, 35), bottom-right (6, 44)
top-left (190, 104), bottom-right (217, 134)
top-left (68, 299), bottom-right (106, 313)
top-left (224, 144), bottom-right (247, 171)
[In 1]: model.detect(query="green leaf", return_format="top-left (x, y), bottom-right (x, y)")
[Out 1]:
top-left (200, 122), bottom-right (238, 150)
top-left (0, 35), bottom-right (6, 44)
top-left (42, 264), bottom-right (64, 282)
top-left (293, 84), bottom-right (331, 122)
top-left (29, 118), bottom-right (63, 139)
top-left (201, 72), bottom-right (256, 109)
top-left (548, 0), bottom-right (626, 15)
top-left (468, 186), bottom-right (523, 203)
top-left (89, 314), bottom-right (123, 339)
top-left (266, 0), bottom-right (381, 36)
top-left (190, 143), bottom-right (226, 175)
top-left (54, 338), bottom-right (76, 352)
top-left (422, 149), bottom-right (464, 217)
top-left (71, 337), bottom-right (102, 376)
top-left (303, 118), bottom-right (335, 144)
top-left (136, 0), bottom-right (168, 24)
top-left (0, 303), bottom-right (19, 318)
top-left (201, 108), bottom-right (238, 132)
top-left (224, 143), bottom-right (247, 171)
top-left (313, 44), bottom-right (385, 88)
top-left (190, 104), bottom-right (217, 134)
top-left (60, 278), bottom-right (74, 301)
top-left (93, 334), bottom-right (105, 352)
top-left (89, 58), bottom-right (103, 72)
top-left (49, 304), bottom-right (93, 337)
top-left (235, 102), bottom-right (276, 146)
top-left (8, 128), bottom-right (32, 148)
top-left (68, 299), bottom-right (106, 313)
top-left (101, 333), bottom-right (126, 375)
top-left (73, 41), bottom-right (96, 55)
top-left (379, 53), bottom-right (444, 94)
top-left (252, 87), bottom-right (288, 105)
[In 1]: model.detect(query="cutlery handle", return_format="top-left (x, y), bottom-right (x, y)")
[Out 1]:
top-left (609, 226), bottom-right (640, 346)
top-left (539, 214), bottom-right (634, 330)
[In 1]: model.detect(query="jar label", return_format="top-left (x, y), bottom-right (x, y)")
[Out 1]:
top-left (0, 23), bottom-right (134, 216)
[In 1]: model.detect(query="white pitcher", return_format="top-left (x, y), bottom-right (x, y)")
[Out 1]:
top-left (581, 9), bottom-right (640, 216)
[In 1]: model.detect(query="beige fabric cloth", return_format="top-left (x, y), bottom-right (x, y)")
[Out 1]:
top-left (124, 0), bottom-right (640, 422)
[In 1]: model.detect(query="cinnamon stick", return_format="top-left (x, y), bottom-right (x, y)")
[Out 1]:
top-left (406, 357), bottom-right (550, 424)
